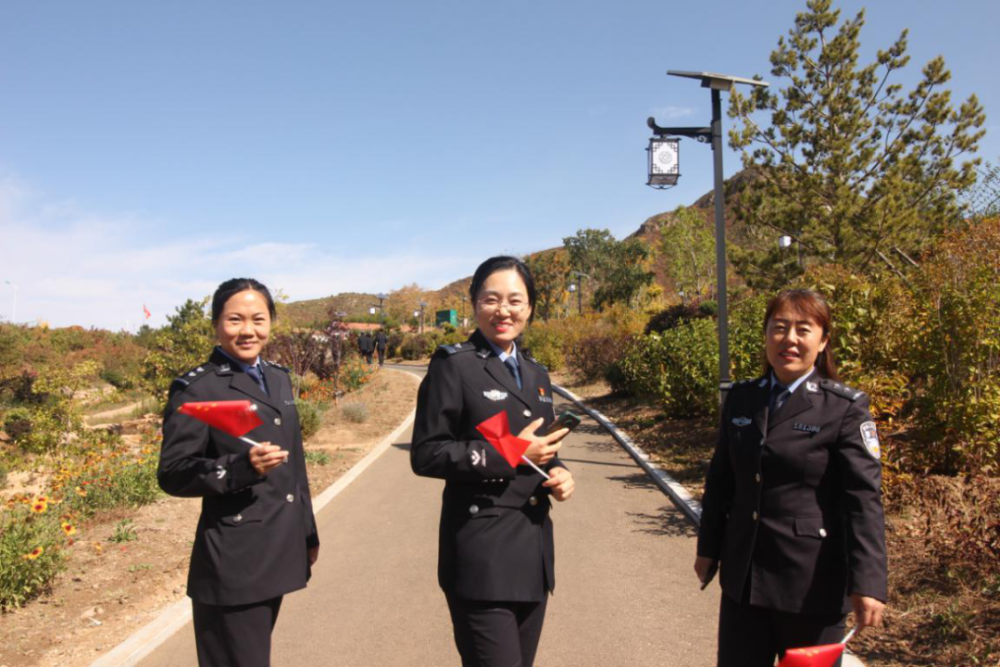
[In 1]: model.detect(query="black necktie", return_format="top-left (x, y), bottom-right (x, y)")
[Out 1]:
top-left (769, 382), bottom-right (789, 415)
top-left (503, 356), bottom-right (522, 390)
top-left (246, 365), bottom-right (268, 396)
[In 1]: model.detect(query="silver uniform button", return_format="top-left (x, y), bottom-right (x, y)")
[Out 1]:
top-left (233, 514), bottom-right (243, 523)
top-left (529, 496), bottom-right (539, 506)
top-left (274, 417), bottom-right (282, 426)
top-left (469, 504), bottom-right (479, 515)
top-left (755, 473), bottom-right (761, 483)
top-left (819, 528), bottom-right (827, 538)
top-left (286, 494), bottom-right (294, 503)
top-left (523, 409), bottom-right (531, 418)
top-left (759, 438), bottom-right (765, 445)
top-left (752, 511), bottom-right (759, 521)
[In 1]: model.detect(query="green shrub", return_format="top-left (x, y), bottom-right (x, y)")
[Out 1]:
top-left (907, 219), bottom-right (1000, 472)
top-left (62, 449), bottom-right (161, 514)
top-left (295, 399), bottom-right (325, 439)
top-left (399, 334), bottom-right (436, 361)
top-left (644, 302), bottom-right (710, 335)
top-left (340, 402), bottom-right (369, 424)
top-left (304, 450), bottom-right (331, 466)
top-left (524, 324), bottom-right (565, 372)
top-left (108, 519), bottom-right (139, 543)
top-left (0, 506), bottom-right (66, 610)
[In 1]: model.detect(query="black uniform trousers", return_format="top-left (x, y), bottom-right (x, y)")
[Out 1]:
top-left (192, 596), bottom-right (283, 667)
top-left (717, 585), bottom-right (845, 667)
top-left (446, 594), bottom-right (548, 667)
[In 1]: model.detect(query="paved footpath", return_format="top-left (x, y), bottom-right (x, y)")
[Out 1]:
top-left (139, 378), bottom-right (718, 666)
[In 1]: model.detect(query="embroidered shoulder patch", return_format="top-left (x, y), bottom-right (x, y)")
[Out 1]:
top-left (860, 421), bottom-right (880, 459)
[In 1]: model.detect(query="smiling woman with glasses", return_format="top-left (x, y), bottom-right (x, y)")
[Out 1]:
top-left (410, 255), bottom-right (576, 667)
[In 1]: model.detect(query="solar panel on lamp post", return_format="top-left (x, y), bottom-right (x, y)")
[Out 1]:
top-left (647, 71), bottom-right (769, 406)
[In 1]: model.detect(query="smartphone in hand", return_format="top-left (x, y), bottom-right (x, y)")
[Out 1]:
top-left (544, 411), bottom-right (582, 436)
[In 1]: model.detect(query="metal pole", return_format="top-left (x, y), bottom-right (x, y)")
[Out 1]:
top-left (577, 282), bottom-right (582, 316)
top-left (711, 88), bottom-right (731, 405)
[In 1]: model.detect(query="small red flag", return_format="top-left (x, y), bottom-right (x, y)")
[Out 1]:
top-left (178, 400), bottom-right (263, 437)
top-left (143, 304), bottom-right (151, 319)
top-left (476, 411), bottom-right (531, 469)
top-left (777, 643), bottom-right (844, 667)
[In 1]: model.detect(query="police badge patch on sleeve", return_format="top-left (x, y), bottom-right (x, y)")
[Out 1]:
top-left (860, 421), bottom-right (880, 459)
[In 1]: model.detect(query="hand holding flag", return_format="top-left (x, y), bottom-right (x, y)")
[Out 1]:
top-left (476, 411), bottom-right (550, 479)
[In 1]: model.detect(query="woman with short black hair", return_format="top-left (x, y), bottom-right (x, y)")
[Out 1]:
top-left (695, 288), bottom-right (887, 667)
top-left (412, 255), bottom-right (575, 667)
top-left (158, 277), bottom-right (319, 667)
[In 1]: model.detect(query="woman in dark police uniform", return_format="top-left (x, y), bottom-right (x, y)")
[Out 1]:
top-left (158, 278), bottom-right (320, 667)
top-left (411, 256), bottom-right (576, 667)
top-left (695, 289), bottom-right (887, 666)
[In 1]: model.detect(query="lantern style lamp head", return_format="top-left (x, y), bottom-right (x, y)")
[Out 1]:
top-left (778, 235), bottom-right (793, 249)
top-left (568, 283), bottom-right (577, 293)
top-left (369, 306), bottom-right (377, 315)
top-left (647, 136), bottom-right (680, 189)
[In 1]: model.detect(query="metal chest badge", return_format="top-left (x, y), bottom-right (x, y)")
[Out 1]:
top-left (860, 421), bottom-right (881, 459)
top-left (538, 387), bottom-right (553, 404)
top-left (732, 416), bottom-right (752, 427)
top-left (483, 389), bottom-right (508, 402)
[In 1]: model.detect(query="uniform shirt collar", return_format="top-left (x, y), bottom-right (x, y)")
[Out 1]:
top-left (485, 338), bottom-right (518, 366)
top-left (771, 367), bottom-right (815, 395)
top-left (215, 346), bottom-right (262, 373)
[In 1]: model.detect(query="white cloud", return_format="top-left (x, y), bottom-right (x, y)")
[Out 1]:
top-left (0, 176), bottom-right (471, 330)
top-left (648, 106), bottom-right (697, 122)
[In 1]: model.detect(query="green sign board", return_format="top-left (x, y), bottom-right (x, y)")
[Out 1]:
top-left (435, 309), bottom-right (458, 327)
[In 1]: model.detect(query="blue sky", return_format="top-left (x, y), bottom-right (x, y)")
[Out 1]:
top-left (1, 0), bottom-right (997, 329)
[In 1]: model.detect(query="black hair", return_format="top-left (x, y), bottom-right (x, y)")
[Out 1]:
top-left (211, 278), bottom-right (277, 324)
top-left (468, 256), bottom-right (536, 322)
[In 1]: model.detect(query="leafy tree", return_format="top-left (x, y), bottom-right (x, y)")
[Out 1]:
top-left (728, 0), bottom-right (986, 288)
top-left (563, 229), bottom-right (654, 311)
top-left (140, 298), bottom-right (215, 401)
top-left (659, 206), bottom-right (716, 299)
top-left (524, 250), bottom-right (571, 320)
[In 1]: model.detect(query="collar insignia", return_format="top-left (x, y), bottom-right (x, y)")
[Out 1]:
top-left (483, 389), bottom-right (508, 402)
top-left (758, 378), bottom-right (768, 388)
top-left (806, 381), bottom-right (820, 393)
top-left (732, 416), bottom-right (752, 427)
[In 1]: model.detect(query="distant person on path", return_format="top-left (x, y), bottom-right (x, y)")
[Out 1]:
top-left (374, 328), bottom-right (388, 366)
top-left (695, 289), bottom-right (887, 667)
top-left (411, 256), bottom-right (575, 667)
top-left (158, 278), bottom-right (320, 667)
top-left (358, 331), bottom-right (374, 365)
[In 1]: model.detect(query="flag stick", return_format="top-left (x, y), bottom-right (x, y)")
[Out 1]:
top-left (521, 456), bottom-right (550, 480)
top-left (841, 628), bottom-right (856, 645)
top-left (239, 436), bottom-right (262, 448)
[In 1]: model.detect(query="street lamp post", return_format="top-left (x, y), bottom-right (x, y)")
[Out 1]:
top-left (568, 271), bottom-right (589, 316)
top-left (419, 301), bottom-right (427, 334)
top-left (647, 71), bottom-right (769, 405)
top-left (370, 293), bottom-right (388, 326)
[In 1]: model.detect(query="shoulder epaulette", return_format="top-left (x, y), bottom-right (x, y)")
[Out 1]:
top-left (266, 361), bottom-right (291, 373)
top-left (522, 354), bottom-right (548, 371)
top-left (820, 378), bottom-right (864, 401)
top-left (170, 364), bottom-right (213, 391)
top-left (435, 342), bottom-right (478, 357)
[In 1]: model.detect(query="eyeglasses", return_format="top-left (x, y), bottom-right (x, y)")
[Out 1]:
top-left (477, 297), bottom-right (527, 315)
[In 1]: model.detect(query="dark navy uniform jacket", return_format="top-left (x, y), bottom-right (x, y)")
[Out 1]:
top-left (158, 348), bottom-right (320, 606)
top-left (411, 329), bottom-right (566, 602)
top-left (697, 374), bottom-right (888, 615)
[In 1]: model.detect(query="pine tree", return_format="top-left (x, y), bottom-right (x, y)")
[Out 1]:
top-left (728, 0), bottom-right (985, 288)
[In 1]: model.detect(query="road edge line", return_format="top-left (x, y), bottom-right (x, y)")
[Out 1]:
top-left (90, 379), bottom-right (418, 667)
top-left (551, 384), bottom-right (703, 527)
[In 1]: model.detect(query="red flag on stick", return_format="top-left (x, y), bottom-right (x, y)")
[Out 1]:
top-left (178, 400), bottom-right (263, 438)
top-left (777, 643), bottom-right (844, 667)
top-left (476, 411), bottom-right (531, 468)
top-left (143, 304), bottom-right (151, 320)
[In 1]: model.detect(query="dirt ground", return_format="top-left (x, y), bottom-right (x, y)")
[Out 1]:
top-left (551, 373), bottom-right (1000, 667)
top-left (0, 369), bottom-right (420, 667)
